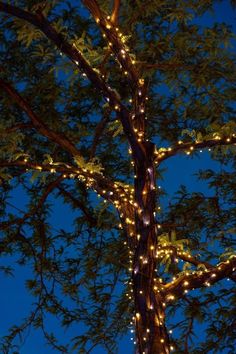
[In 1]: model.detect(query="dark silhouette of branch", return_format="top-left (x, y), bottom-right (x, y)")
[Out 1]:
top-left (56, 185), bottom-right (97, 226)
top-left (4, 123), bottom-right (33, 133)
top-left (0, 79), bottom-right (80, 157)
top-left (142, 62), bottom-right (193, 71)
top-left (0, 175), bottom-right (64, 231)
top-left (90, 110), bottom-right (111, 158)
top-left (184, 317), bottom-right (194, 354)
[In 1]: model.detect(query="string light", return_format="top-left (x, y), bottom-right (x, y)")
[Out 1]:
top-left (154, 133), bottom-right (235, 162)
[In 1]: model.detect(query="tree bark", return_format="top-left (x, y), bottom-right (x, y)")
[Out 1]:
top-left (132, 142), bottom-right (170, 354)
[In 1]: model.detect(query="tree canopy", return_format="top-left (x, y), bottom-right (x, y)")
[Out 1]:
top-left (0, 1), bottom-right (236, 353)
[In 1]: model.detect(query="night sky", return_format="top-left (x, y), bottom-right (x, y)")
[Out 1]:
top-left (0, 1), bottom-right (235, 353)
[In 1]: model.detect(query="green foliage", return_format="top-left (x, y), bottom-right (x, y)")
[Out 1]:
top-left (74, 155), bottom-right (104, 174)
top-left (12, 18), bottom-right (44, 47)
top-left (107, 119), bottom-right (124, 137)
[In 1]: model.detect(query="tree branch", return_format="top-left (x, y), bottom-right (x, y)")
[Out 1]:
top-left (163, 256), bottom-right (236, 301)
top-left (4, 123), bottom-right (33, 133)
top-left (56, 186), bottom-right (97, 226)
top-left (0, 174), bottom-right (64, 231)
top-left (0, 79), bottom-right (80, 157)
top-left (0, 80), bottom-right (138, 198)
top-left (90, 109), bottom-right (110, 158)
top-left (111, 0), bottom-right (121, 25)
top-left (0, 1), bottom-right (115, 98)
top-left (38, 175), bottom-right (65, 209)
top-left (157, 241), bottom-right (236, 283)
top-left (184, 317), bottom-right (194, 354)
top-left (0, 160), bottom-right (134, 211)
top-left (81, 0), bottom-right (148, 153)
top-left (177, 249), bottom-right (236, 282)
top-left (0, 1), bottom-right (144, 160)
top-left (155, 135), bottom-right (236, 163)
top-left (82, 0), bottom-right (139, 87)
top-left (141, 61), bottom-right (193, 71)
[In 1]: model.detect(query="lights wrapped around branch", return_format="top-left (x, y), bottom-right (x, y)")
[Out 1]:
top-left (155, 133), bottom-right (236, 163)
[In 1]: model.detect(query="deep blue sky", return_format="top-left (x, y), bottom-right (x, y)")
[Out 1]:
top-left (0, 1), bottom-right (235, 353)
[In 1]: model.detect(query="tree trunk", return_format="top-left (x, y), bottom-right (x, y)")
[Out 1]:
top-left (132, 141), bottom-right (170, 354)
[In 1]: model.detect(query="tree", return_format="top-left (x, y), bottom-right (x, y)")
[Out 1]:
top-left (0, 0), bottom-right (236, 353)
